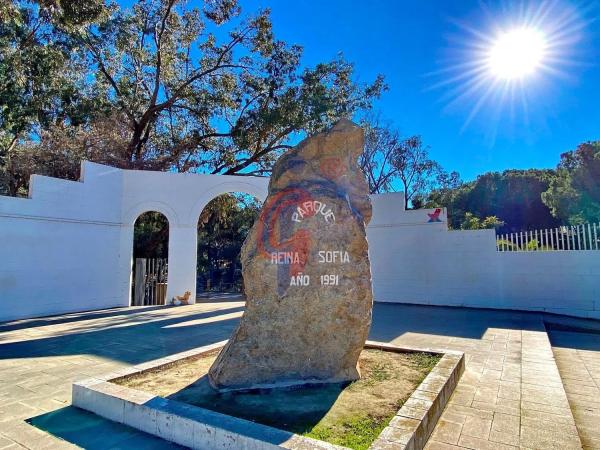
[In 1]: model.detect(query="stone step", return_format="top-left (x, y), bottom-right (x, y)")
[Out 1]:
top-left (520, 327), bottom-right (583, 450)
top-left (549, 330), bottom-right (600, 450)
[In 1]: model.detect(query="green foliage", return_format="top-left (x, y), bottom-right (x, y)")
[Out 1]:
top-left (1, 0), bottom-right (385, 196)
top-left (133, 211), bottom-right (169, 258)
top-left (409, 352), bottom-right (442, 371)
top-left (36, 0), bottom-right (108, 27)
top-left (496, 239), bottom-right (519, 251)
top-left (460, 212), bottom-right (504, 230)
top-left (66, 0), bottom-right (385, 173)
top-left (542, 141), bottom-right (600, 224)
top-left (197, 193), bottom-right (261, 290)
top-left (132, 193), bottom-right (260, 287)
top-left (0, 0), bottom-right (108, 195)
top-left (428, 169), bottom-right (560, 233)
top-left (305, 414), bottom-right (389, 450)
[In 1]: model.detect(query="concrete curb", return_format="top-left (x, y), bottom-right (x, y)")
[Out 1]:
top-left (72, 340), bottom-right (464, 449)
top-left (365, 341), bottom-right (465, 450)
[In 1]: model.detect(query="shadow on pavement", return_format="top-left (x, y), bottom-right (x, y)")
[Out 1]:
top-left (27, 406), bottom-right (184, 449)
top-left (0, 305), bottom-right (176, 332)
top-left (0, 306), bottom-right (244, 364)
top-left (369, 302), bottom-right (545, 342)
top-left (548, 329), bottom-right (600, 351)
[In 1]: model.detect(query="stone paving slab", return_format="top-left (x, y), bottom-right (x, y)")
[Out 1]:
top-left (550, 330), bottom-right (600, 450)
top-left (0, 302), bottom-right (595, 449)
top-left (368, 305), bottom-right (583, 450)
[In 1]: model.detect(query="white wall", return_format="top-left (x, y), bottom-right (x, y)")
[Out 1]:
top-left (367, 193), bottom-right (600, 320)
top-left (1, 163), bottom-right (598, 322)
top-left (0, 162), bottom-right (268, 322)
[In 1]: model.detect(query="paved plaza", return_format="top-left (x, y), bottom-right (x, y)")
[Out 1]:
top-left (0, 301), bottom-right (598, 449)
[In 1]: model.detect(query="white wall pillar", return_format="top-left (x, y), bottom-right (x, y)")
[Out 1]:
top-left (166, 225), bottom-right (198, 304)
top-left (118, 225), bottom-right (135, 307)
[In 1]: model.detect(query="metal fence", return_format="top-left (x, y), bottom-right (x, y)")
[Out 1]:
top-left (132, 258), bottom-right (168, 305)
top-left (497, 223), bottom-right (599, 251)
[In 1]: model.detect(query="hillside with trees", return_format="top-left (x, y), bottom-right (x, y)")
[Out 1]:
top-left (542, 141), bottom-right (600, 225)
top-left (424, 143), bottom-right (599, 231)
top-left (426, 169), bottom-right (561, 233)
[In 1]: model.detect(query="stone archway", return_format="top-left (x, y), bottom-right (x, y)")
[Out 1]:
top-left (118, 172), bottom-right (269, 305)
top-left (0, 160), bottom-right (270, 320)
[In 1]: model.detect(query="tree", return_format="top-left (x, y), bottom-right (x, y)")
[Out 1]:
top-left (1, 113), bottom-right (131, 195)
top-left (542, 141), bottom-right (600, 224)
top-left (1, 0), bottom-right (385, 195)
top-left (134, 211), bottom-right (169, 258)
top-left (459, 212), bottom-right (504, 230)
top-left (358, 117), bottom-right (402, 194)
top-left (392, 136), bottom-right (448, 209)
top-left (0, 0), bottom-right (107, 195)
top-left (427, 169), bottom-right (560, 232)
top-left (65, 0), bottom-right (385, 174)
top-left (358, 117), bottom-right (454, 208)
top-left (197, 193), bottom-right (261, 291)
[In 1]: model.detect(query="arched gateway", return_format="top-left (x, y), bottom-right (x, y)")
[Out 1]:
top-left (0, 161), bottom-right (268, 320)
top-left (1, 160), bottom-right (460, 323)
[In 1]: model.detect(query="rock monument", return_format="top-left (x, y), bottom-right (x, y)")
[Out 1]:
top-left (208, 119), bottom-right (373, 391)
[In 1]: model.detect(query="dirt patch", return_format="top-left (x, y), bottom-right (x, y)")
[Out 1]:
top-left (114, 348), bottom-right (440, 450)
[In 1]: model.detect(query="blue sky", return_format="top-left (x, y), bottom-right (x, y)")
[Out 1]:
top-left (237, 0), bottom-right (600, 180)
top-left (118, 0), bottom-right (600, 181)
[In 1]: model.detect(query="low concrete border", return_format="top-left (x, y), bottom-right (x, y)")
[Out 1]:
top-left (72, 340), bottom-right (464, 450)
top-left (365, 342), bottom-right (465, 450)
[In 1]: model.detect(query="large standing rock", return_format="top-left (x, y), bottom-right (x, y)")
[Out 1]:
top-left (208, 119), bottom-right (373, 391)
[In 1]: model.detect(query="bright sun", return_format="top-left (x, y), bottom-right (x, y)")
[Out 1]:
top-left (487, 28), bottom-right (547, 80)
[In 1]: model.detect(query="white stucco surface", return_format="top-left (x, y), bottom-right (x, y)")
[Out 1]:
top-left (1, 162), bottom-right (598, 322)
top-left (367, 193), bottom-right (600, 320)
top-left (0, 162), bottom-right (268, 321)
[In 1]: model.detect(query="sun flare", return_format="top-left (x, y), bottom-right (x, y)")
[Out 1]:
top-left (487, 28), bottom-right (547, 80)
top-left (427, 0), bottom-right (586, 133)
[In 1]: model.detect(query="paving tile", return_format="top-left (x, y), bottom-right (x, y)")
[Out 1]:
top-left (0, 435), bottom-right (15, 449)
top-left (521, 415), bottom-right (579, 435)
top-left (461, 415), bottom-right (491, 439)
top-left (520, 425), bottom-right (582, 450)
top-left (429, 419), bottom-right (462, 445)
top-left (521, 400), bottom-right (573, 416)
top-left (425, 441), bottom-right (464, 450)
top-left (457, 433), bottom-right (517, 450)
top-left (488, 428), bottom-right (519, 447)
top-left (2, 301), bottom-right (595, 450)
top-left (520, 406), bottom-right (577, 425)
top-left (551, 330), bottom-right (600, 450)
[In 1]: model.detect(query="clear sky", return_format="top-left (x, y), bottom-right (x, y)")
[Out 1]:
top-left (236, 0), bottom-right (600, 180)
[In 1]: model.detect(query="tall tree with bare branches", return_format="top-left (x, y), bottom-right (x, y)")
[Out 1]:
top-left (1, 0), bottom-right (385, 195)
top-left (67, 0), bottom-right (385, 173)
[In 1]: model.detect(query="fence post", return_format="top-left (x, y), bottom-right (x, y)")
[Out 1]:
top-left (495, 222), bottom-right (598, 252)
top-left (586, 224), bottom-right (591, 250)
top-left (530, 230), bottom-right (534, 251)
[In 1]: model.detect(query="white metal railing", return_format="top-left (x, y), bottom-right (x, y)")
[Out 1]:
top-left (496, 223), bottom-right (599, 251)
